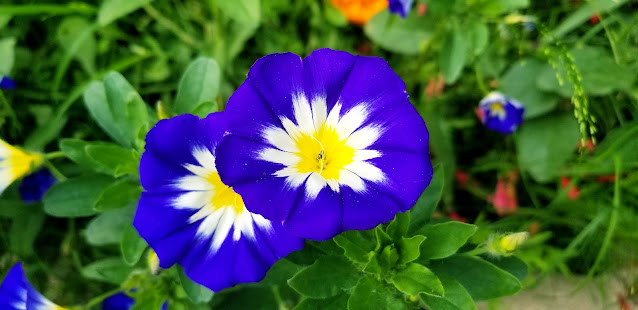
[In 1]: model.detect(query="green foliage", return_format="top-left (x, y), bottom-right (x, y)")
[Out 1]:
top-left (516, 113), bottom-right (580, 182)
top-left (388, 263), bottom-right (444, 296)
top-left (429, 255), bottom-right (522, 301)
top-left (43, 175), bottom-right (115, 217)
top-left (416, 221), bottom-right (478, 260)
top-left (174, 57), bottom-right (221, 117)
top-left (178, 266), bottom-right (215, 304)
top-left (83, 72), bottom-right (152, 150)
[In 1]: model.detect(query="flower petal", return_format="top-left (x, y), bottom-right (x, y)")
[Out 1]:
top-left (135, 112), bottom-right (304, 292)
top-left (389, 0), bottom-right (414, 18)
top-left (0, 263), bottom-right (65, 310)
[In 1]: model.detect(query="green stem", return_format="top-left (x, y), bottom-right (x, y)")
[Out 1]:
top-left (463, 246), bottom-right (488, 256)
top-left (143, 4), bottom-right (198, 47)
top-left (45, 151), bottom-right (66, 160)
top-left (0, 89), bottom-right (21, 134)
top-left (82, 288), bottom-right (122, 310)
top-left (44, 161), bottom-right (67, 181)
top-left (474, 64), bottom-right (489, 96)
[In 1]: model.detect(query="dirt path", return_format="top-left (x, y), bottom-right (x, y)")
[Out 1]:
top-left (478, 271), bottom-right (635, 310)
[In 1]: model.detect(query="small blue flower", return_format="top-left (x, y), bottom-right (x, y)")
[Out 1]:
top-left (388, 0), bottom-right (413, 18)
top-left (102, 292), bottom-right (167, 310)
top-left (19, 169), bottom-right (57, 203)
top-left (0, 262), bottom-right (67, 309)
top-left (0, 75), bottom-right (16, 90)
top-left (134, 113), bottom-right (305, 292)
top-left (216, 48), bottom-right (432, 241)
top-left (477, 92), bottom-right (525, 134)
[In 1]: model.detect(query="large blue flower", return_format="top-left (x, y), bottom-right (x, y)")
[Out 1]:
top-left (389, 0), bottom-right (413, 18)
top-left (0, 263), bottom-right (66, 310)
top-left (134, 113), bottom-right (304, 292)
top-left (0, 75), bottom-right (16, 90)
top-left (476, 92), bottom-right (525, 134)
top-left (216, 48), bottom-right (432, 241)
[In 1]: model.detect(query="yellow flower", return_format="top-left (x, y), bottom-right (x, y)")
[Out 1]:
top-left (487, 232), bottom-right (529, 256)
top-left (331, 0), bottom-right (389, 25)
top-left (0, 139), bottom-right (44, 194)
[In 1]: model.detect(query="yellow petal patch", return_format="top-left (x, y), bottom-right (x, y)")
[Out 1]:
top-left (293, 124), bottom-right (355, 182)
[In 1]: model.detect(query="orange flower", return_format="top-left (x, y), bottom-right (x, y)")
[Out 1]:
top-left (331, 0), bottom-right (389, 25)
top-left (560, 176), bottom-right (580, 200)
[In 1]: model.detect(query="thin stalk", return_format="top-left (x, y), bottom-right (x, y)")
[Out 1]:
top-left (143, 4), bottom-right (198, 47)
top-left (44, 161), bottom-right (67, 181)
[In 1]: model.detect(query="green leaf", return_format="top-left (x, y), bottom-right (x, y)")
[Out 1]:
top-left (121, 225), bottom-right (147, 266)
top-left (56, 16), bottom-right (95, 74)
top-left (85, 205), bottom-right (135, 246)
top-left (389, 263), bottom-right (444, 297)
top-left (386, 211), bottom-right (410, 241)
top-left (417, 222), bottom-right (477, 260)
top-left (59, 139), bottom-right (112, 174)
top-left (259, 258), bottom-right (304, 286)
top-left (178, 265), bottom-right (214, 303)
top-left (216, 0), bottom-right (261, 25)
top-left (85, 144), bottom-right (140, 177)
top-left (420, 276), bottom-right (478, 310)
top-left (439, 25), bottom-right (468, 84)
top-left (397, 235), bottom-right (426, 265)
top-left (333, 229), bottom-right (376, 264)
top-left (43, 175), bottom-right (115, 217)
top-left (190, 101), bottom-right (219, 118)
top-left (0, 37), bottom-right (15, 74)
top-left (82, 257), bottom-right (134, 284)
top-left (548, 0), bottom-right (630, 40)
top-left (83, 72), bottom-right (150, 149)
top-left (468, 20), bottom-right (489, 56)
top-left (288, 256), bottom-right (359, 298)
top-left (429, 255), bottom-right (521, 301)
top-left (537, 46), bottom-right (635, 97)
top-left (97, 0), bottom-right (153, 26)
top-left (294, 294), bottom-right (349, 310)
top-left (94, 178), bottom-right (142, 211)
top-left (486, 255), bottom-right (528, 282)
top-left (348, 276), bottom-right (407, 310)
top-left (375, 226), bottom-right (393, 251)
top-left (174, 57), bottom-right (221, 117)
top-left (499, 58), bottom-right (560, 119)
top-left (9, 205), bottom-right (45, 256)
top-left (409, 165), bottom-right (444, 233)
top-left (584, 122), bottom-right (638, 174)
top-left (515, 113), bottom-right (579, 183)
top-left (364, 11), bottom-right (433, 55)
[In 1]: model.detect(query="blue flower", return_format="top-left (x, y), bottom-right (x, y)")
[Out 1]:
top-left (134, 113), bottom-right (305, 292)
top-left (19, 169), bottom-right (56, 203)
top-left (216, 48), bottom-right (433, 241)
top-left (388, 0), bottom-right (413, 18)
top-left (476, 92), bottom-right (525, 134)
top-left (0, 75), bottom-right (16, 90)
top-left (0, 262), bottom-right (67, 310)
top-left (102, 292), bottom-right (167, 310)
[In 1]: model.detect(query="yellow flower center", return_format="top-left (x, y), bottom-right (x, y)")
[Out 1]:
top-left (204, 171), bottom-right (244, 214)
top-left (293, 124), bottom-right (355, 181)
top-left (490, 102), bottom-right (507, 119)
